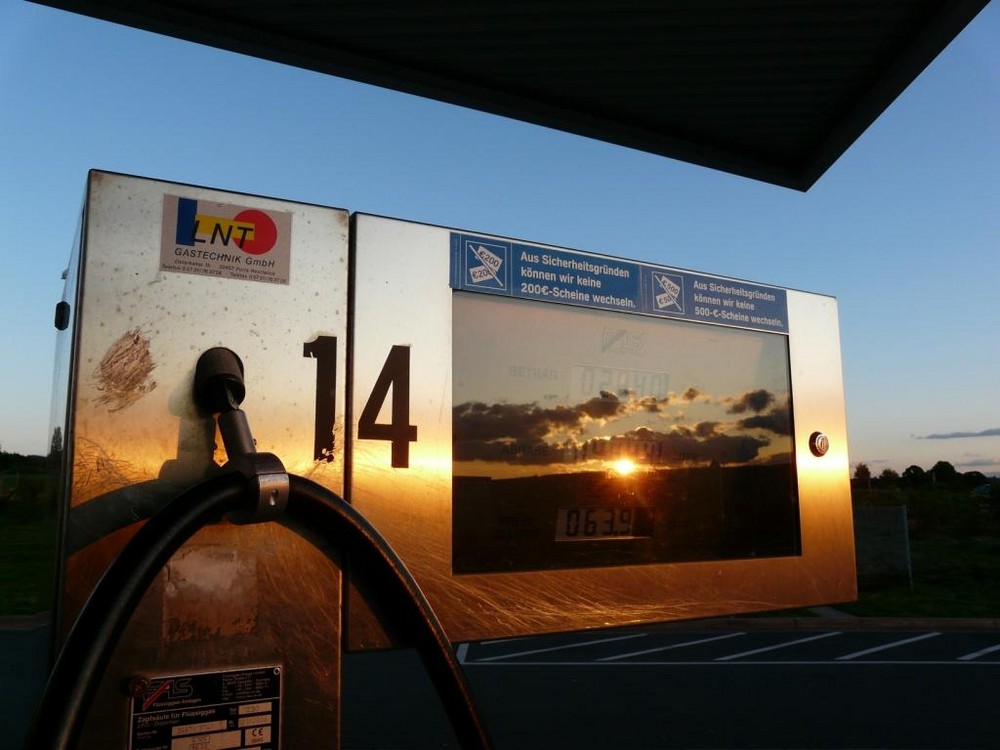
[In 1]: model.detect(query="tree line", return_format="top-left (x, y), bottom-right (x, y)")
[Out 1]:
top-left (853, 460), bottom-right (995, 492)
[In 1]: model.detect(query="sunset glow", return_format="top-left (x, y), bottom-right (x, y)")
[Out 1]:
top-left (611, 458), bottom-right (637, 476)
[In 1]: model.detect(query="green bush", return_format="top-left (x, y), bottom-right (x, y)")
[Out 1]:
top-left (0, 516), bottom-right (57, 616)
top-left (0, 454), bottom-right (58, 615)
top-left (848, 480), bottom-right (1000, 616)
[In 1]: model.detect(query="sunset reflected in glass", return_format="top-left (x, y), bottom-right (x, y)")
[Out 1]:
top-left (452, 292), bottom-right (801, 573)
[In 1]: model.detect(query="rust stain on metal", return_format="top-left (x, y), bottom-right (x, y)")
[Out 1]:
top-left (94, 328), bottom-right (157, 411)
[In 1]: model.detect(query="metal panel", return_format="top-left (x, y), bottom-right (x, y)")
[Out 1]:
top-left (57, 171), bottom-right (350, 747)
top-left (348, 214), bottom-right (854, 648)
top-left (54, 175), bottom-right (854, 670)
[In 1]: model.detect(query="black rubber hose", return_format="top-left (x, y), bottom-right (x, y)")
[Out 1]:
top-left (24, 472), bottom-right (247, 750)
top-left (25, 473), bottom-right (492, 750)
top-left (286, 474), bottom-right (492, 750)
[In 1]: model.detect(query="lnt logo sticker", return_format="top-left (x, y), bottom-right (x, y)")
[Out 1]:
top-left (161, 194), bottom-right (292, 285)
top-left (175, 197), bottom-right (278, 255)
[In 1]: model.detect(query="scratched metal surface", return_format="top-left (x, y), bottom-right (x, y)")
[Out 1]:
top-left (52, 174), bottom-right (854, 730)
top-left (56, 171), bottom-right (349, 747)
top-left (347, 215), bottom-right (855, 649)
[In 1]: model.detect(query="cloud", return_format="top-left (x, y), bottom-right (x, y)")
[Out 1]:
top-left (737, 404), bottom-right (791, 436)
top-left (455, 436), bottom-right (568, 465)
top-left (637, 396), bottom-right (665, 413)
top-left (694, 421), bottom-right (721, 438)
top-left (570, 430), bottom-right (768, 467)
top-left (454, 387), bottom-right (793, 468)
top-left (579, 391), bottom-right (625, 420)
top-left (725, 388), bottom-right (775, 414)
top-left (453, 395), bottom-right (773, 466)
top-left (452, 400), bottom-right (584, 443)
top-left (954, 457), bottom-right (1000, 470)
top-left (918, 427), bottom-right (1000, 440)
top-left (598, 428), bottom-right (769, 465)
top-left (452, 395), bottom-right (629, 464)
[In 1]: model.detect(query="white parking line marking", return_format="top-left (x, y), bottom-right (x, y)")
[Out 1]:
top-left (474, 633), bottom-right (647, 662)
top-left (464, 659), bottom-right (1000, 667)
top-left (836, 632), bottom-right (941, 660)
top-left (957, 642), bottom-right (1000, 661)
top-left (480, 636), bottom-right (533, 646)
top-left (597, 632), bottom-right (746, 661)
top-left (715, 631), bottom-right (842, 661)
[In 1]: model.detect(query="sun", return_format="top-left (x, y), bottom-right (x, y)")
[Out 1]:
top-left (611, 458), bottom-right (637, 476)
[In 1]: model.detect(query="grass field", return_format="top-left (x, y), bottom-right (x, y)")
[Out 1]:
top-left (1, 458), bottom-right (58, 616)
top-left (839, 534), bottom-right (1000, 618)
top-left (0, 515), bottom-right (57, 616)
top-left (840, 484), bottom-right (1000, 618)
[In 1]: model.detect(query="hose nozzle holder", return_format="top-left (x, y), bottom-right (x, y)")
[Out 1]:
top-left (194, 347), bottom-right (289, 524)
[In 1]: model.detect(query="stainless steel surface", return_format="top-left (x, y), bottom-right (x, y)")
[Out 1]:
top-left (348, 214), bottom-right (854, 648)
top-left (57, 171), bottom-right (350, 747)
top-left (55, 174), bottom-right (853, 692)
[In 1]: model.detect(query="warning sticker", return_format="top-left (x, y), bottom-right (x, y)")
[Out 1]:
top-left (449, 232), bottom-right (789, 334)
top-left (161, 195), bottom-right (292, 285)
top-left (129, 666), bottom-right (281, 750)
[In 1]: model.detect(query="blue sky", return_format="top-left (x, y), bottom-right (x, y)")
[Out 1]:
top-left (1, 1), bottom-right (997, 475)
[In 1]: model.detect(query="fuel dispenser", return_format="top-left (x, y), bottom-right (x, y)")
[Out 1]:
top-left (33, 171), bottom-right (856, 749)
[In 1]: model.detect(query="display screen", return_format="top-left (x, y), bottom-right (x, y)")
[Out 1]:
top-left (555, 506), bottom-right (653, 541)
top-left (452, 293), bottom-right (801, 574)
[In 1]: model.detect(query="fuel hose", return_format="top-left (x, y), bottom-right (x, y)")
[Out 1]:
top-left (25, 472), bottom-right (491, 750)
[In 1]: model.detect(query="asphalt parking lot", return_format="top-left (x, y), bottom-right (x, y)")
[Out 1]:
top-left (457, 625), bottom-right (1000, 666)
top-left (8, 613), bottom-right (1000, 749)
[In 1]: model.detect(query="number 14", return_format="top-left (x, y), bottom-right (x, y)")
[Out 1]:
top-left (303, 337), bottom-right (417, 468)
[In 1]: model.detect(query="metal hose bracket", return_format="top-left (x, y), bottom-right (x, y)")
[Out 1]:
top-left (223, 451), bottom-right (289, 524)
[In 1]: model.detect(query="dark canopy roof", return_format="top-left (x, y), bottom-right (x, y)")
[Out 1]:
top-left (33, 0), bottom-right (989, 190)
